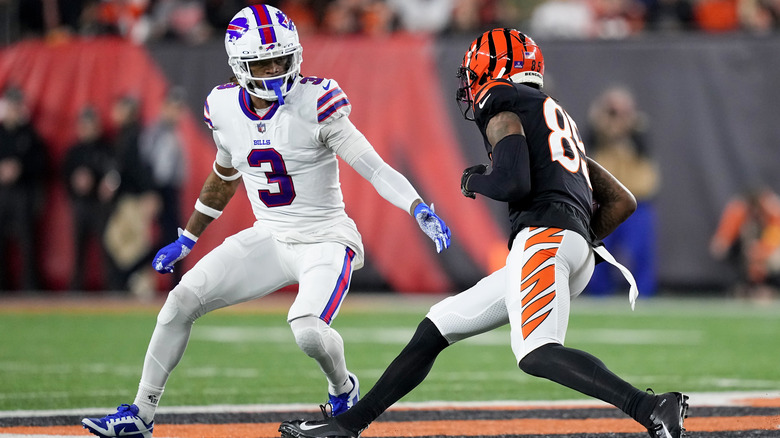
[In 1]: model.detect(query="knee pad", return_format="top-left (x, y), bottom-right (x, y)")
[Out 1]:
top-left (290, 316), bottom-right (340, 358)
top-left (157, 285), bottom-right (205, 326)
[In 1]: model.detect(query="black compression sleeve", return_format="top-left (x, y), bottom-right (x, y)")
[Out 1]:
top-left (465, 134), bottom-right (531, 202)
top-left (336, 318), bottom-right (449, 432)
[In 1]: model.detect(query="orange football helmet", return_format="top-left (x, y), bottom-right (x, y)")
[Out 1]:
top-left (456, 28), bottom-right (544, 119)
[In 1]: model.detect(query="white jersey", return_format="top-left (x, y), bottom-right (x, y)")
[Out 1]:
top-left (203, 76), bottom-right (365, 268)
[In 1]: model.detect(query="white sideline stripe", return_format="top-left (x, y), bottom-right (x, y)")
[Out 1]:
top-left (192, 326), bottom-right (703, 345)
top-left (2, 390), bottom-right (779, 419)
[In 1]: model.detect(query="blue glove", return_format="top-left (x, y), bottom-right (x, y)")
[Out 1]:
top-left (414, 203), bottom-right (451, 253)
top-left (153, 230), bottom-right (196, 274)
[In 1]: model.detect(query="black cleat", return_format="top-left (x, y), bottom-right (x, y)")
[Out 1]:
top-left (646, 391), bottom-right (689, 438)
top-left (279, 417), bottom-right (362, 438)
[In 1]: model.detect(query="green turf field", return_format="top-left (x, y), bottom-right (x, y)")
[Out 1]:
top-left (1, 294), bottom-right (778, 412)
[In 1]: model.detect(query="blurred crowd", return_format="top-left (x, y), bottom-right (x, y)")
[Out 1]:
top-left (0, 85), bottom-right (187, 295)
top-left (3, 0), bottom-right (780, 46)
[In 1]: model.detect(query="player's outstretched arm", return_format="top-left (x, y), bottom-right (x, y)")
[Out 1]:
top-left (588, 157), bottom-right (636, 240)
top-left (152, 163), bottom-right (241, 273)
top-left (322, 116), bottom-right (452, 253)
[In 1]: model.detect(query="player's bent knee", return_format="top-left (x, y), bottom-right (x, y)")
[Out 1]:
top-left (518, 343), bottom-right (558, 377)
top-left (157, 285), bottom-right (205, 326)
top-left (290, 316), bottom-right (333, 357)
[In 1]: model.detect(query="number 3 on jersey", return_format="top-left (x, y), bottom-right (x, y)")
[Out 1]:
top-left (543, 98), bottom-right (591, 188)
top-left (247, 148), bottom-right (296, 207)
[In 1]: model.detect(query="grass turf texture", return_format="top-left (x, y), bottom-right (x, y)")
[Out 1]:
top-left (1, 294), bottom-right (778, 412)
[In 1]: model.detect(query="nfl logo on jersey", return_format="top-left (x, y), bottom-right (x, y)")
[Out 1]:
top-left (257, 123), bottom-right (266, 133)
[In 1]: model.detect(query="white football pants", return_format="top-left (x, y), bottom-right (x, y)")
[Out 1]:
top-left (138, 225), bottom-right (357, 408)
top-left (426, 227), bottom-right (596, 363)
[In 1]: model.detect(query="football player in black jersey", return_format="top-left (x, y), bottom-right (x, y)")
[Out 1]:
top-left (280, 29), bottom-right (688, 438)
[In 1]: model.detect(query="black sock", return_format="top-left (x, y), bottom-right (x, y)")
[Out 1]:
top-left (336, 318), bottom-right (449, 432)
top-left (518, 343), bottom-right (655, 427)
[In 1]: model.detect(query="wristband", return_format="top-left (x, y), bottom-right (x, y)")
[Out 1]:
top-left (213, 161), bottom-right (241, 181)
top-left (194, 199), bottom-right (222, 219)
top-left (179, 229), bottom-right (198, 245)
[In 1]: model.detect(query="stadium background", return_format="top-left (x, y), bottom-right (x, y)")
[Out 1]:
top-left (1, 32), bottom-right (780, 294)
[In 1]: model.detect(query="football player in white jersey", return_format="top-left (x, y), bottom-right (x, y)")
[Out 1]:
top-left (81, 5), bottom-right (451, 438)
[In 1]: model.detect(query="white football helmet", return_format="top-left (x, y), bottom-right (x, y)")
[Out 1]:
top-left (225, 4), bottom-right (302, 103)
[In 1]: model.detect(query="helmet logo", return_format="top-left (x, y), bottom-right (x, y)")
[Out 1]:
top-left (227, 17), bottom-right (249, 41)
top-left (513, 60), bottom-right (523, 68)
top-left (275, 10), bottom-right (295, 31)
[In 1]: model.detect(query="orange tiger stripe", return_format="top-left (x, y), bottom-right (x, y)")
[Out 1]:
top-left (525, 227), bottom-right (564, 249)
top-left (474, 80), bottom-right (513, 105)
top-left (521, 264), bottom-right (555, 307)
top-left (522, 250), bottom-right (550, 279)
top-left (519, 227), bottom-right (563, 339)
top-left (522, 309), bottom-right (552, 339)
top-left (522, 290), bottom-right (555, 323)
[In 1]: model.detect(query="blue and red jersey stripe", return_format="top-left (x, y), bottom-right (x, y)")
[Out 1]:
top-left (317, 88), bottom-right (350, 123)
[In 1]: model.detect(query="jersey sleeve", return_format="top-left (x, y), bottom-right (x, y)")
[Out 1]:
top-left (204, 88), bottom-right (216, 131)
top-left (212, 131), bottom-right (233, 168)
top-left (203, 85), bottom-right (235, 167)
top-left (316, 79), bottom-right (351, 124)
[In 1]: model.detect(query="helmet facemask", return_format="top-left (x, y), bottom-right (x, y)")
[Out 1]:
top-left (229, 49), bottom-right (302, 104)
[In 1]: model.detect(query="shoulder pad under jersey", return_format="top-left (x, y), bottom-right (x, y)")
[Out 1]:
top-left (297, 76), bottom-right (352, 124)
top-left (203, 82), bottom-right (241, 130)
top-left (473, 79), bottom-right (517, 122)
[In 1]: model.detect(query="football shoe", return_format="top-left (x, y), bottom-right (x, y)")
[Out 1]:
top-left (279, 416), bottom-right (362, 438)
top-left (326, 372), bottom-right (360, 416)
top-left (82, 403), bottom-right (153, 438)
top-left (646, 391), bottom-right (689, 438)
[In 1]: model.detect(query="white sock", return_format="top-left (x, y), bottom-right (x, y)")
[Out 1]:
top-left (331, 373), bottom-right (353, 395)
top-left (133, 382), bottom-right (164, 423)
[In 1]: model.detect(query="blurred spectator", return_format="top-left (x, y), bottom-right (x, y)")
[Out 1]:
top-left (591, 0), bottom-right (646, 38)
top-left (491, 0), bottom-right (546, 30)
top-left (139, 88), bottom-right (188, 290)
top-left (738, 0), bottom-right (780, 33)
top-left (387, 0), bottom-right (454, 34)
top-left (640, 0), bottom-right (696, 32)
top-left (529, 0), bottom-right (596, 39)
top-left (103, 95), bottom-right (159, 293)
top-left (322, 0), bottom-right (360, 34)
top-left (145, 0), bottom-right (211, 44)
top-left (710, 186), bottom-right (780, 299)
top-left (204, 0), bottom-right (254, 34)
top-left (0, 87), bottom-right (47, 291)
top-left (360, 0), bottom-right (396, 35)
top-left (585, 85), bottom-right (660, 297)
top-left (62, 107), bottom-right (119, 291)
top-left (278, 0), bottom-right (322, 36)
top-left (694, 0), bottom-right (739, 32)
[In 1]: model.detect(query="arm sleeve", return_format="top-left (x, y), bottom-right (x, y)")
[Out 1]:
top-left (212, 131), bottom-right (233, 168)
top-left (320, 115), bottom-right (421, 213)
top-left (351, 150), bottom-right (422, 214)
top-left (465, 134), bottom-right (531, 202)
top-left (318, 116), bottom-right (372, 165)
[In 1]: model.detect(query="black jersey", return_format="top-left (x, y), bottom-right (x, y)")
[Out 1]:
top-left (473, 79), bottom-right (594, 246)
